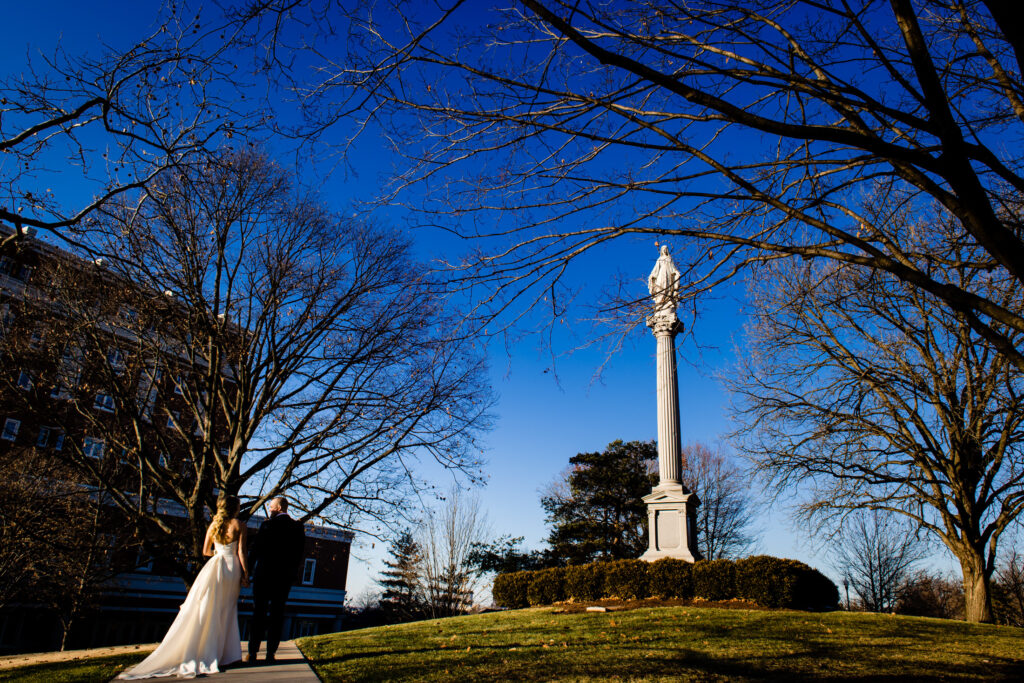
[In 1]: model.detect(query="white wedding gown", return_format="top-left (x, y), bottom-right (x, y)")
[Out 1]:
top-left (118, 541), bottom-right (242, 679)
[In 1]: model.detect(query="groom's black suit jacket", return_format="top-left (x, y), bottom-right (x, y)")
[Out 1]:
top-left (250, 513), bottom-right (306, 586)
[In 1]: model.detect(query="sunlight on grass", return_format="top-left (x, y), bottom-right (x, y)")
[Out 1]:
top-left (0, 653), bottom-right (147, 683)
top-left (298, 605), bottom-right (1024, 682)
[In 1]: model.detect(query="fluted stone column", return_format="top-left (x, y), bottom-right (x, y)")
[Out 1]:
top-left (651, 315), bottom-right (683, 485)
top-left (641, 247), bottom-right (700, 563)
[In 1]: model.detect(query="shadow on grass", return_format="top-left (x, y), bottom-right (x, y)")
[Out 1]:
top-left (0, 653), bottom-right (146, 683)
top-left (300, 607), bottom-right (1024, 682)
top-left (309, 642), bottom-right (1024, 682)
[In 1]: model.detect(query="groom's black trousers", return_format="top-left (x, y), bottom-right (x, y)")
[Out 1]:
top-left (249, 579), bottom-right (292, 657)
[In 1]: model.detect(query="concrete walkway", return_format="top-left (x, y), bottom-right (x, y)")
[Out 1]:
top-left (0, 641), bottom-right (319, 681)
top-left (220, 641), bottom-right (320, 682)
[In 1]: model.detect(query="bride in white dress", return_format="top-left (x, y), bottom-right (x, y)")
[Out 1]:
top-left (118, 496), bottom-right (249, 679)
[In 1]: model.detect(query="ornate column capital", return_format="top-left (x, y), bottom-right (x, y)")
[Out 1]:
top-left (647, 313), bottom-right (683, 337)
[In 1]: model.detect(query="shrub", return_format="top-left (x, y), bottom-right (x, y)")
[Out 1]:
top-left (734, 555), bottom-right (839, 610)
top-left (492, 570), bottom-right (532, 608)
top-left (735, 556), bottom-right (801, 607)
top-left (604, 559), bottom-right (650, 600)
top-left (797, 564), bottom-right (840, 611)
top-left (692, 559), bottom-right (737, 601)
top-left (565, 562), bottom-right (606, 601)
top-left (648, 557), bottom-right (693, 599)
top-left (527, 567), bottom-right (567, 605)
top-left (497, 554), bottom-right (838, 610)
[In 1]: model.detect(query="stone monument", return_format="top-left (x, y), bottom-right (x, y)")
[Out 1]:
top-left (640, 245), bottom-right (701, 562)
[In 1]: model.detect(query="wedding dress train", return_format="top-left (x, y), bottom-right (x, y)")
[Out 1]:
top-left (118, 541), bottom-right (242, 679)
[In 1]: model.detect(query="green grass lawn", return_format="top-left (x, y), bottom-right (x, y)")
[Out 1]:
top-left (0, 653), bottom-right (147, 683)
top-left (297, 604), bottom-right (1024, 682)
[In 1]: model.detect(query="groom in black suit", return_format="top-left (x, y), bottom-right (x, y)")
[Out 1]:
top-left (246, 496), bottom-right (305, 664)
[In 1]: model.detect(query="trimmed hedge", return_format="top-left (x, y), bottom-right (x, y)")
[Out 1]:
top-left (527, 567), bottom-right (566, 606)
top-left (648, 558), bottom-right (693, 599)
top-left (604, 559), bottom-right (649, 600)
top-left (492, 570), bottom-right (532, 608)
top-left (734, 556), bottom-right (839, 610)
top-left (492, 555), bottom-right (838, 611)
top-left (565, 562), bottom-right (606, 601)
top-left (692, 559), bottom-right (737, 601)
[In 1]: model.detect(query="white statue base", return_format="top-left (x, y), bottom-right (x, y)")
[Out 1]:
top-left (640, 483), bottom-right (701, 562)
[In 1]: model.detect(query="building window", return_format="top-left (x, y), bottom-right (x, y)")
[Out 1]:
top-left (1, 418), bottom-right (21, 442)
top-left (37, 426), bottom-right (64, 451)
top-left (2, 257), bottom-right (32, 282)
top-left (293, 620), bottom-right (317, 638)
top-left (0, 303), bottom-right (13, 333)
top-left (94, 393), bottom-right (116, 412)
top-left (83, 437), bottom-right (105, 459)
top-left (302, 558), bottom-right (317, 586)
top-left (16, 371), bottom-right (32, 391)
top-left (50, 382), bottom-right (74, 400)
top-left (136, 548), bottom-right (153, 573)
top-left (119, 307), bottom-right (139, 325)
top-left (107, 348), bottom-right (126, 373)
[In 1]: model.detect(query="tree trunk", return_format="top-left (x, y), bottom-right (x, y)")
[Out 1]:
top-left (960, 552), bottom-right (993, 623)
top-left (59, 616), bottom-right (73, 652)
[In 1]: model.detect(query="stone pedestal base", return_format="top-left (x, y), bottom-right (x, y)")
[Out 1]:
top-left (640, 484), bottom-right (701, 563)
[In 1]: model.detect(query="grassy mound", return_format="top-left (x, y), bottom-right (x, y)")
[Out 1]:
top-left (297, 603), bottom-right (1024, 682)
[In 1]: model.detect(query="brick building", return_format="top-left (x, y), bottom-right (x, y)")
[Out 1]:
top-left (0, 232), bottom-right (353, 653)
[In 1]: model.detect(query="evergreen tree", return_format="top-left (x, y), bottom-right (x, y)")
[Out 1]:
top-left (541, 440), bottom-right (657, 564)
top-left (377, 530), bottom-right (424, 621)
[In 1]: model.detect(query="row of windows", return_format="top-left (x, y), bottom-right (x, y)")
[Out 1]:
top-left (14, 367), bottom-right (186, 395)
top-left (0, 256), bottom-right (33, 282)
top-left (2, 419), bottom-right (106, 458)
top-left (0, 418), bottom-right (228, 467)
top-left (15, 363), bottom-right (192, 431)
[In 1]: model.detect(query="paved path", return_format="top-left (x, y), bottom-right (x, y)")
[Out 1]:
top-left (0, 641), bottom-right (319, 681)
top-left (220, 641), bottom-right (320, 682)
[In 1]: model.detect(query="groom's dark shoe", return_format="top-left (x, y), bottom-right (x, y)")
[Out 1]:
top-left (265, 653), bottom-right (276, 664)
top-left (242, 653), bottom-right (256, 665)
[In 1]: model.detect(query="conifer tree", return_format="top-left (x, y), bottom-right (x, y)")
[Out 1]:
top-left (378, 530), bottom-right (424, 621)
top-left (541, 440), bottom-right (657, 564)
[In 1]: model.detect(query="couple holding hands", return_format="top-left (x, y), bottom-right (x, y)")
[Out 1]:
top-left (119, 495), bottom-right (305, 679)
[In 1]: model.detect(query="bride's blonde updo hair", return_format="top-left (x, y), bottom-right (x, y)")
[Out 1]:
top-left (209, 495), bottom-right (240, 544)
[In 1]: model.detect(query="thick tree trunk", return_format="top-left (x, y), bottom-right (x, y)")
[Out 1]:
top-left (959, 552), bottom-right (993, 623)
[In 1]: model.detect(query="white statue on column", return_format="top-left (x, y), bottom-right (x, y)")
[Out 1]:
top-left (641, 245), bottom-right (700, 563)
top-left (648, 245), bottom-right (680, 315)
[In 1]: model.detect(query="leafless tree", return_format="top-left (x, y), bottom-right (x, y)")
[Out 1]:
top-left (0, 4), bottom-right (264, 248)
top-left (831, 510), bottom-right (929, 614)
top-left (728, 225), bottom-right (1024, 622)
top-left (897, 570), bottom-right (965, 620)
top-left (0, 449), bottom-right (125, 649)
top-left (993, 549), bottom-right (1024, 626)
top-left (254, 0), bottom-right (1024, 373)
top-left (418, 486), bottom-right (491, 618)
top-left (0, 453), bottom-right (49, 611)
top-left (1, 148), bottom-right (491, 581)
top-left (680, 443), bottom-right (756, 560)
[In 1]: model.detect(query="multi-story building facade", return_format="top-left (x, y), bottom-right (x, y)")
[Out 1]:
top-left (0, 232), bottom-right (353, 653)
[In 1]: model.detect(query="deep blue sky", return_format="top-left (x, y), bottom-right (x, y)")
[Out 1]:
top-left (3, 1), bottom-right (889, 599)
